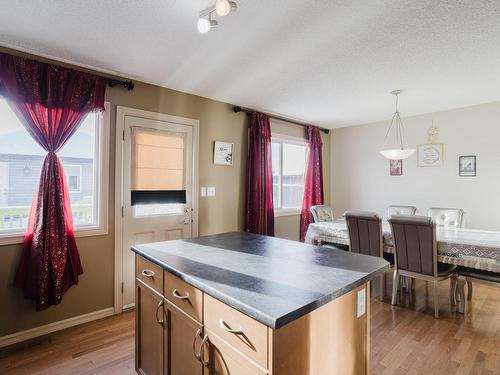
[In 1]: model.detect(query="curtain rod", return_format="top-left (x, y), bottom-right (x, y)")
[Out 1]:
top-left (107, 79), bottom-right (135, 91)
top-left (232, 106), bottom-right (330, 134)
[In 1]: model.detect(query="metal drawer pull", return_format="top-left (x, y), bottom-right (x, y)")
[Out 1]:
top-left (199, 335), bottom-right (210, 367)
top-left (141, 269), bottom-right (155, 278)
top-left (172, 289), bottom-right (190, 300)
top-left (155, 300), bottom-right (164, 326)
top-left (219, 319), bottom-right (244, 335)
top-left (192, 328), bottom-right (203, 361)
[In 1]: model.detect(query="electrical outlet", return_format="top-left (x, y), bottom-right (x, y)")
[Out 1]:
top-left (207, 187), bottom-right (216, 197)
top-left (200, 187), bottom-right (207, 197)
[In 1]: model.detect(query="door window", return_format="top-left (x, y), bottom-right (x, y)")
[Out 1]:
top-left (131, 127), bottom-right (186, 217)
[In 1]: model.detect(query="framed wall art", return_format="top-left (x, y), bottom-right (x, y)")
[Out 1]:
top-left (417, 143), bottom-right (443, 167)
top-left (213, 141), bottom-right (234, 166)
top-left (390, 159), bottom-right (402, 176)
top-left (459, 155), bottom-right (476, 176)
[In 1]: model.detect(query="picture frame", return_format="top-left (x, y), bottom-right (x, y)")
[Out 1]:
top-left (417, 143), bottom-right (444, 167)
top-left (459, 155), bottom-right (476, 177)
top-left (213, 141), bottom-right (234, 166)
top-left (389, 159), bottom-right (402, 176)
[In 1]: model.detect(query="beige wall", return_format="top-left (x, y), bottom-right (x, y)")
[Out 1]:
top-left (0, 47), bottom-right (330, 337)
top-left (331, 101), bottom-right (500, 230)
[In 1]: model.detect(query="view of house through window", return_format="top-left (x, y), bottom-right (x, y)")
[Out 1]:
top-left (0, 99), bottom-right (100, 234)
top-left (271, 138), bottom-right (307, 211)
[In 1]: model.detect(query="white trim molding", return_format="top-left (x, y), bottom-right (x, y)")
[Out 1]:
top-left (114, 106), bottom-right (200, 314)
top-left (274, 208), bottom-right (302, 217)
top-left (0, 307), bottom-right (114, 349)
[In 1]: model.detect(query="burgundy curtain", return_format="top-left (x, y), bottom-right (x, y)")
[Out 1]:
top-left (245, 112), bottom-right (274, 236)
top-left (300, 126), bottom-right (324, 242)
top-left (0, 53), bottom-right (106, 310)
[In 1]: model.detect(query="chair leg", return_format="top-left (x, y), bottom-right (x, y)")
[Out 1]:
top-left (449, 276), bottom-right (457, 306)
top-left (401, 276), bottom-right (408, 291)
top-left (379, 274), bottom-right (385, 301)
top-left (433, 280), bottom-right (439, 318)
top-left (457, 277), bottom-right (466, 314)
top-left (391, 270), bottom-right (400, 305)
top-left (467, 281), bottom-right (473, 301)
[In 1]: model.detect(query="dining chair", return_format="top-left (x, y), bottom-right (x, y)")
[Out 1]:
top-left (388, 215), bottom-right (457, 318)
top-left (345, 211), bottom-right (386, 300)
top-left (456, 268), bottom-right (500, 314)
top-left (427, 207), bottom-right (465, 228)
top-left (310, 205), bottom-right (334, 223)
top-left (387, 205), bottom-right (417, 219)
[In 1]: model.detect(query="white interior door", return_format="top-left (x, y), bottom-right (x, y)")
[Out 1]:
top-left (121, 115), bottom-right (194, 309)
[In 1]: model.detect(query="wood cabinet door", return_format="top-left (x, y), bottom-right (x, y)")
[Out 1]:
top-left (164, 299), bottom-right (204, 375)
top-left (204, 330), bottom-right (267, 375)
top-left (136, 279), bottom-right (164, 375)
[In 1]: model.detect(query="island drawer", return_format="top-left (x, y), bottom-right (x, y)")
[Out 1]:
top-left (204, 294), bottom-right (268, 369)
top-left (164, 272), bottom-right (203, 323)
top-left (204, 328), bottom-right (267, 375)
top-left (135, 256), bottom-right (164, 295)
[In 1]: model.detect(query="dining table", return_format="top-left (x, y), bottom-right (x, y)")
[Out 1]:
top-left (305, 219), bottom-right (500, 273)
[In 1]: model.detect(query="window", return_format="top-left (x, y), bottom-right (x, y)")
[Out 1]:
top-left (0, 99), bottom-right (109, 243)
top-left (271, 136), bottom-right (308, 214)
top-left (131, 127), bottom-right (186, 217)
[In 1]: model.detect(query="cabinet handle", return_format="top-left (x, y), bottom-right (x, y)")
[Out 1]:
top-left (192, 328), bottom-right (203, 361)
top-left (141, 269), bottom-right (155, 278)
top-left (172, 289), bottom-right (190, 300)
top-left (219, 319), bottom-right (244, 335)
top-left (199, 335), bottom-right (210, 367)
top-left (155, 300), bottom-right (164, 326)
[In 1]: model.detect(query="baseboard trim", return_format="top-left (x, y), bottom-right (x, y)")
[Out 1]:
top-left (0, 307), bottom-right (115, 349)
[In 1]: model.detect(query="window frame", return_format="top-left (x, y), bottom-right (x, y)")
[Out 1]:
top-left (0, 102), bottom-right (110, 245)
top-left (271, 133), bottom-right (308, 217)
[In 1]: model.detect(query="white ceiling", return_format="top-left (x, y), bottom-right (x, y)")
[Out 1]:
top-left (1, 0), bottom-right (500, 128)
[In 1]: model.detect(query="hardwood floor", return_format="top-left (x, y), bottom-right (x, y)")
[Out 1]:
top-left (1, 279), bottom-right (499, 374)
top-left (0, 311), bottom-right (135, 375)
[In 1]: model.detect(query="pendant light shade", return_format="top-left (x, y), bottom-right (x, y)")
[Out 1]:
top-left (380, 90), bottom-right (415, 160)
top-left (380, 148), bottom-right (416, 160)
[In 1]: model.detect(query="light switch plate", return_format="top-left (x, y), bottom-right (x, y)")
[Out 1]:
top-left (200, 187), bottom-right (207, 197)
top-left (207, 187), bottom-right (216, 197)
top-left (357, 288), bottom-right (366, 318)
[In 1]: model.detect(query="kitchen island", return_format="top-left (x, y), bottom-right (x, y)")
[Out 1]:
top-left (132, 232), bottom-right (389, 375)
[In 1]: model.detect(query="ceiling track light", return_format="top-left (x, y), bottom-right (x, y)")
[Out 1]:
top-left (216, 0), bottom-right (237, 17)
top-left (197, 1), bottom-right (237, 34)
top-left (197, 13), bottom-right (218, 34)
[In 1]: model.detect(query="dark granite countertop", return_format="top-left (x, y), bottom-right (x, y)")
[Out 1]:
top-left (132, 232), bottom-right (389, 329)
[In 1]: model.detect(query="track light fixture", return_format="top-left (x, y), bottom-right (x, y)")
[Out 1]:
top-left (197, 1), bottom-right (237, 34)
top-left (216, 0), bottom-right (237, 17)
top-left (197, 13), bottom-right (218, 34)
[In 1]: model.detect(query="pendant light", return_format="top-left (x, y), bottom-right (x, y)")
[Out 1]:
top-left (380, 90), bottom-right (415, 160)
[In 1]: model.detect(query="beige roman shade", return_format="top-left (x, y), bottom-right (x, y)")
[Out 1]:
top-left (131, 127), bottom-right (186, 205)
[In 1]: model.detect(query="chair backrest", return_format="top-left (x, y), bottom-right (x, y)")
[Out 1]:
top-left (427, 207), bottom-right (465, 228)
top-left (389, 215), bottom-right (437, 277)
top-left (310, 205), bottom-right (334, 223)
top-left (387, 205), bottom-right (417, 219)
top-left (345, 211), bottom-right (383, 258)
